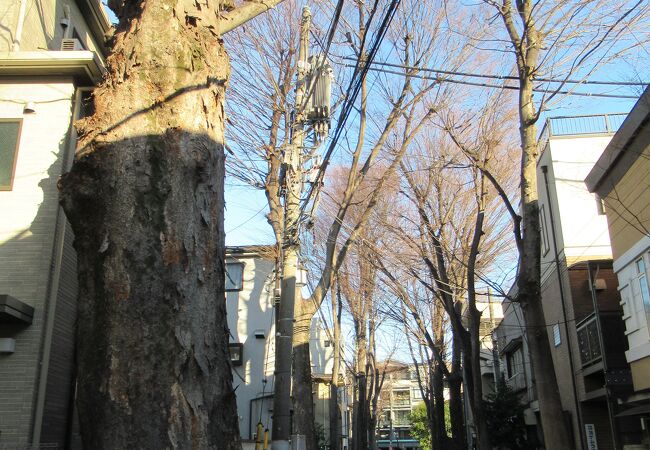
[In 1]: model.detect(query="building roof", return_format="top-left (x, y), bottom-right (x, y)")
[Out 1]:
top-left (226, 245), bottom-right (276, 259)
top-left (585, 86), bottom-right (650, 196)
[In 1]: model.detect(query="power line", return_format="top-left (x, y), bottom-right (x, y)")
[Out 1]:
top-left (300, 0), bottom-right (403, 216)
top-left (341, 56), bottom-right (650, 87)
top-left (343, 64), bottom-right (641, 99)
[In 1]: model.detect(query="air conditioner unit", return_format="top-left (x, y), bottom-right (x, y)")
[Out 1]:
top-left (60, 38), bottom-right (83, 51)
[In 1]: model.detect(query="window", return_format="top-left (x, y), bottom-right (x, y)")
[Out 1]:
top-left (228, 342), bottom-right (243, 366)
top-left (393, 409), bottom-right (410, 426)
top-left (636, 257), bottom-right (650, 328)
top-left (539, 205), bottom-right (550, 255)
top-left (392, 390), bottom-right (410, 407)
top-left (0, 119), bottom-right (22, 190)
top-left (225, 262), bottom-right (244, 291)
top-left (506, 347), bottom-right (523, 378)
top-left (411, 387), bottom-right (422, 400)
top-left (553, 323), bottom-right (561, 347)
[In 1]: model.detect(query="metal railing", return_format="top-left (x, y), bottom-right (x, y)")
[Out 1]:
top-left (537, 113), bottom-right (627, 151)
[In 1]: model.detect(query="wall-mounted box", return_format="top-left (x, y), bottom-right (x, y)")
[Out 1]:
top-left (0, 338), bottom-right (16, 354)
top-left (0, 294), bottom-right (35, 325)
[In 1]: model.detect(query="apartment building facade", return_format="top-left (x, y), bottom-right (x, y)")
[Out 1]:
top-left (496, 113), bottom-right (640, 449)
top-left (537, 113), bottom-right (645, 450)
top-left (374, 362), bottom-right (428, 450)
top-left (586, 87), bottom-right (650, 449)
top-left (0, 0), bottom-right (108, 446)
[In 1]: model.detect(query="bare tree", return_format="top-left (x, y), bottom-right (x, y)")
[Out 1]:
top-left (455, 1), bottom-right (650, 447)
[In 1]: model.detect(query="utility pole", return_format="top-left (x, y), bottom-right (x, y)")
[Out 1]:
top-left (273, 7), bottom-right (311, 450)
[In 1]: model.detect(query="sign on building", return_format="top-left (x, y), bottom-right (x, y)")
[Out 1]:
top-left (585, 424), bottom-right (598, 450)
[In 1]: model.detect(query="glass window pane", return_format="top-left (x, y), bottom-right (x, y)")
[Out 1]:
top-left (225, 263), bottom-right (244, 291)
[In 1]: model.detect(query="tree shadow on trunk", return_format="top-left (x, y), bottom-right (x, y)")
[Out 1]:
top-left (58, 131), bottom-right (240, 450)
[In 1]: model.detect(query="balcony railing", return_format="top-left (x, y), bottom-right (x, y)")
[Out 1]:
top-left (577, 314), bottom-right (602, 368)
top-left (538, 113), bottom-right (627, 151)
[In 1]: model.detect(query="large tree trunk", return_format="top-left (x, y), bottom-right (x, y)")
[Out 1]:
top-left (353, 320), bottom-right (369, 450)
top-left (292, 299), bottom-right (317, 450)
top-left (518, 117), bottom-right (573, 449)
top-left (432, 363), bottom-right (447, 450)
top-left (467, 198), bottom-right (490, 450)
top-left (448, 306), bottom-right (465, 450)
top-left (498, 2), bottom-right (574, 447)
top-left (58, 1), bottom-right (240, 448)
top-left (330, 282), bottom-right (342, 450)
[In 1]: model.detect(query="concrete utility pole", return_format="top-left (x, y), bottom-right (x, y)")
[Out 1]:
top-left (273, 6), bottom-right (311, 450)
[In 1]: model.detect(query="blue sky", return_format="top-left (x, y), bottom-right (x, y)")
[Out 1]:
top-left (99, 2), bottom-right (645, 248)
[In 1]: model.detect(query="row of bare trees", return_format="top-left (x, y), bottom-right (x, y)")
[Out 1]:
top-left (225, 1), bottom-right (648, 450)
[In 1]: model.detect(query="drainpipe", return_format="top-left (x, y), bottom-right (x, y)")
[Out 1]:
top-left (541, 165), bottom-right (586, 450)
top-left (12, 0), bottom-right (29, 51)
top-left (587, 262), bottom-right (621, 450)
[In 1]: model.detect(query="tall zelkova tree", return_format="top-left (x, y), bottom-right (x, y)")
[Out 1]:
top-left (467, 1), bottom-right (649, 448)
top-left (58, 1), bottom-right (284, 448)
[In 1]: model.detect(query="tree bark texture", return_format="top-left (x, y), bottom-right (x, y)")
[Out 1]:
top-left (58, 0), bottom-right (240, 448)
top-left (353, 320), bottom-right (368, 450)
top-left (449, 303), bottom-right (465, 450)
top-left (517, 101), bottom-right (573, 450)
top-left (329, 282), bottom-right (342, 450)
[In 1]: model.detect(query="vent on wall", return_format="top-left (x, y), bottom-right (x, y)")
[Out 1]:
top-left (60, 38), bottom-right (83, 51)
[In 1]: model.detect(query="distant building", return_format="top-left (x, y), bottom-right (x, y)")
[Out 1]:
top-left (374, 361), bottom-right (428, 450)
top-left (0, 0), bottom-right (109, 446)
top-left (225, 246), bottom-right (349, 450)
top-left (586, 86), bottom-right (650, 447)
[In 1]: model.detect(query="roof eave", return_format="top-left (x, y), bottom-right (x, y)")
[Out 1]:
top-left (0, 51), bottom-right (105, 85)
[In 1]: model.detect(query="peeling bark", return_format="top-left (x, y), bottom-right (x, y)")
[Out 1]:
top-left (58, 0), bottom-right (240, 447)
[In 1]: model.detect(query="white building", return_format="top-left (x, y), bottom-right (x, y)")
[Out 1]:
top-left (225, 246), bottom-right (349, 448)
top-left (0, 0), bottom-right (108, 446)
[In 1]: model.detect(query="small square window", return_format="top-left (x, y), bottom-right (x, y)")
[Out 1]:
top-left (225, 262), bottom-right (244, 291)
top-left (0, 119), bottom-right (22, 191)
top-left (228, 342), bottom-right (243, 366)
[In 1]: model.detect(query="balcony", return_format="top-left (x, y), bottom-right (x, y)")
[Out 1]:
top-left (392, 390), bottom-right (411, 407)
top-left (577, 314), bottom-right (602, 368)
top-left (506, 372), bottom-right (527, 392)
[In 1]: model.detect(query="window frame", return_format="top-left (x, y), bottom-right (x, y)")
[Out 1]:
top-left (506, 346), bottom-right (523, 379)
top-left (636, 255), bottom-right (650, 333)
top-left (553, 323), bottom-right (561, 347)
top-left (228, 342), bottom-right (244, 366)
top-left (0, 119), bottom-right (23, 191)
top-left (225, 261), bottom-right (245, 292)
